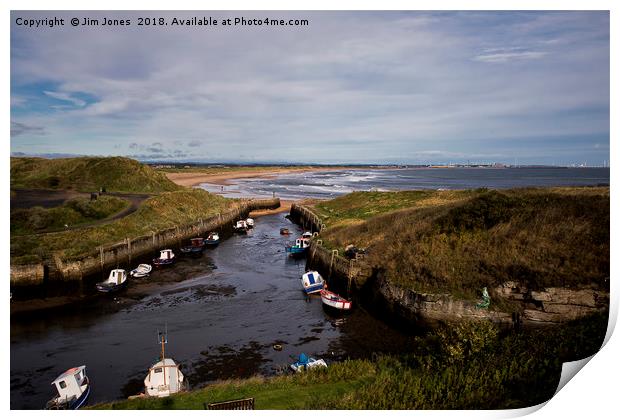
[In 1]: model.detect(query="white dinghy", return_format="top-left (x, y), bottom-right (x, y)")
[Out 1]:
top-left (130, 264), bottom-right (152, 278)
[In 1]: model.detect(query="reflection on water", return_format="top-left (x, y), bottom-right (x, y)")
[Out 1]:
top-left (10, 213), bottom-right (412, 409)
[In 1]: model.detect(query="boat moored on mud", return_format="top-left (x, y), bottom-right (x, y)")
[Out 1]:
top-left (320, 289), bottom-right (353, 311)
top-left (130, 264), bottom-right (152, 278)
top-left (285, 237), bottom-right (311, 257)
top-left (233, 220), bottom-right (249, 233)
top-left (290, 353), bottom-right (327, 372)
top-left (45, 366), bottom-right (90, 409)
top-left (95, 269), bottom-right (128, 293)
top-left (153, 249), bottom-right (176, 267)
top-left (204, 232), bottom-right (220, 247)
top-left (143, 330), bottom-right (187, 398)
top-left (301, 270), bottom-right (324, 294)
top-left (180, 238), bottom-right (205, 256)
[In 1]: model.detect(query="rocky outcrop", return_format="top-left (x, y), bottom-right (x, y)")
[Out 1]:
top-left (374, 275), bottom-right (609, 326)
top-left (372, 274), bottom-right (513, 327)
top-left (494, 281), bottom-right (609, 324)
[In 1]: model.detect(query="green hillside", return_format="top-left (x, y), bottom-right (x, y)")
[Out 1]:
top-left (11, 156), bottom-right (181, 193)
top-left (313, 187), bottom-right (609, 299)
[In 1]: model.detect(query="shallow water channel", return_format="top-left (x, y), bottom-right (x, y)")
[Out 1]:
top-left (10, 212), bottom-right (413, 409)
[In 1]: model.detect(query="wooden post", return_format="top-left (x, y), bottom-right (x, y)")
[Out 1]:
top-left (348, 259), bottom-right (353, 295)
top-left (328, 249), bottom-right (337, 283)
top-left (126, 238), bottom-right (132, 266)
top-left (99, 246), bottom-right (104, 270)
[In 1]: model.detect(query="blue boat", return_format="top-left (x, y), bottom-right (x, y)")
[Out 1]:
top-left (301, 270), bottom-right (324, 294)
top-left (180, 238), bottom-right (205, 256)
top-left (203, 232), bottom-right (220, 247)
top-left (285, 237), bottom-right (310, 257)
top-left (290, 353), bottom-right (328, 372)
top-left (46, 365), bottom-right (90, 409)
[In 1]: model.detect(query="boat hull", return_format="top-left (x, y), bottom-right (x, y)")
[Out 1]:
top-left (72, 384), bottom-right (90, 409)
top-left (320, 290), bottom-right (352, 310)
top-left (285, 246), bottom-right (307, 257)
top-left (179, 246), bottom-right (204, 256)
top-left (96, 280), bottom-right (127, 293)
top-left (46, 381), bottom-right (90, 410)
top-left (152, 258), bottom-right (175, 267)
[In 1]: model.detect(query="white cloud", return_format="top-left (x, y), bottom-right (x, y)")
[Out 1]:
top-left (43, 90), bottom-right (87, 107)
top-left (10, 11), bottom-right (609, 163)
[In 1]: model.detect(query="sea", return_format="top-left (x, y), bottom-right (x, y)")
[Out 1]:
top-left (199, 167), bottom-right (610, 200)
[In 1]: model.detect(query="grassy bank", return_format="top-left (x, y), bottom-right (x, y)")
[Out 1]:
top-left (11, 157), bottom-right (180, 193)
top-left (313, 187), bottom-right (609, 300)
top-left (11, 189), bottom-right (234, 264)
top-left (11, 195), bottom-right (130, 235)
top-left (91, 311), bottom-right (608, 409)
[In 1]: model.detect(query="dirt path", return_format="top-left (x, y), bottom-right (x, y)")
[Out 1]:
top-left (10, 189), bottom-right (151, 234)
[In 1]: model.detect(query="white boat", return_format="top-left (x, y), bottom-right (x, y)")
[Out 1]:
top-left (233, 220), bottom-right (248, 233)
top-left (320, 289), bottom-right (353, 310)
top-left (290, 353), bottom-right (328, 372)
top-left (301, 231), bottom-right (313, 238)
top-left (301, 271), bottom-right (324, 294)
top-left (204, 232), bottom-right (220, 246)
top-left (144, 330), bottom-right (187, 398)
top-left (96, 269), bottom-right (128, 293)
top-left (246, 218), bottom-right (255, 228)
top-left (130, 264), bottom-right (152, 278)
top-left (46, 366), bottom-right (90, 409)
top-left (153, 249), bottom-right (176, 267)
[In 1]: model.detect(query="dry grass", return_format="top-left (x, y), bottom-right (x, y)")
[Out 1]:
top-left (318, 187), bottom-right (609, 299)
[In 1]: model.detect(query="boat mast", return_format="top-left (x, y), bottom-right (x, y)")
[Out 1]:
top-left (158, 324), bottom-right (168, 386)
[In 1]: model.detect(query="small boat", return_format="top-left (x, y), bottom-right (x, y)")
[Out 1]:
top-left (246, 218), bottom-right (255, 228)
top-left (233, 220), bottom-right (248, 233)
top-left (153, 249), bottom-right (176, 267)
top-left (96, 269), bottom-right (128, 293)
top-left (45, 365), bottom-right (90, 409)
top-left (280, 228), bottom-right (290, 235)
top-left (180, 238), bottom-right (204, 256)
top-left (130, 264), bottom-right (152, 278)
top-left (301, 271), bottom-right (324, 294)
top-left (203, 232), bottom-right (220, 247)
top-left (301, 231), bottom-right (313, 239)
top-left (144, 330), bottom-right (187, 398)
top-left (290, 353), bottom-right (327, 372)
top-left (285, 237), bottom-right (311, 257)
top-left (321, 289), bottom-right (353, 311)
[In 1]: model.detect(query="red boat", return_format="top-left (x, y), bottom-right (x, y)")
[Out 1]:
top-left (320, 289), bottom-right (352, 311)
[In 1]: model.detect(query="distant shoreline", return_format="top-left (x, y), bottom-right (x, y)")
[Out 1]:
top-left (164, 166), bottom-right (359, 188)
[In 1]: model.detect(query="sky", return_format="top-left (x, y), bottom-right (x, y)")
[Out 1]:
top-left (10, 11), bottom-right (610, 165)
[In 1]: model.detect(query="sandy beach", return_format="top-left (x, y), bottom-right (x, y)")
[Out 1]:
top-left (164, 166), bottom-right (356, 188)
top-left (165, 167), bottom-right (353, 214)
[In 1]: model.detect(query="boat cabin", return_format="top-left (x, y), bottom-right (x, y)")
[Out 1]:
top-left (295, 238), bottom-right (311, 248)
top-left (107, 269), bottom-right (126, 285)
top-left (190, 238), bottom-right (204, 247)
top-left (159, 249), bottom-right (174, 260)
top-left (50, 366), bottom-right (88, 405)
top-left (144, 358), bottom-right (185, 397)
top-left (301, 232), bottom-right (313, 238)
